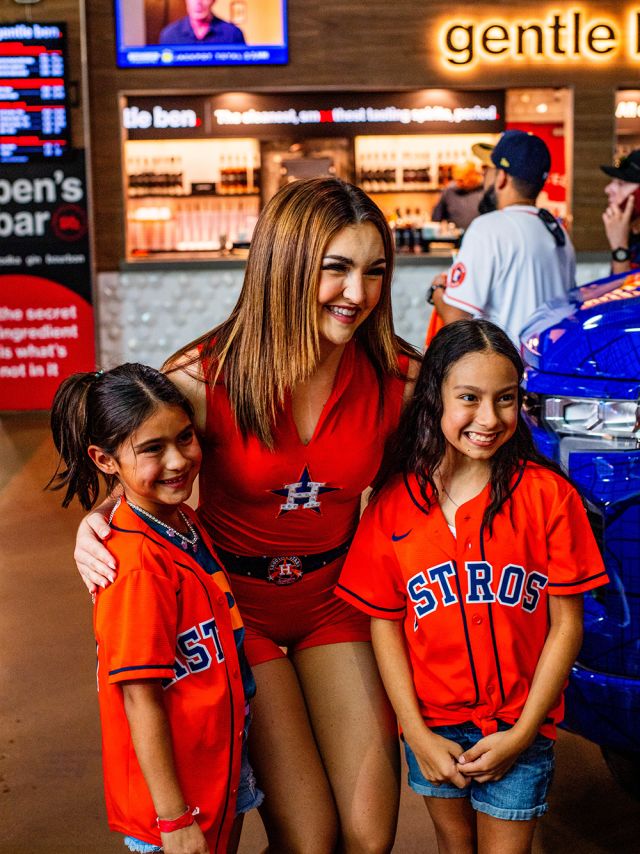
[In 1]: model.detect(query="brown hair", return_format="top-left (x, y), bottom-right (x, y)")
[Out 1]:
top-left (47, 363), bottom-right (194, 510)
top-left (169, 177), bottom-right (416, 447)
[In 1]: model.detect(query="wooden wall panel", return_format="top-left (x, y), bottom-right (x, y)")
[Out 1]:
top-left (75, 0), bottom-right (640, 269)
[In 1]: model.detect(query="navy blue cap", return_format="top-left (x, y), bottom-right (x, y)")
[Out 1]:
top-left (490, 130), bottom-right (551, 184)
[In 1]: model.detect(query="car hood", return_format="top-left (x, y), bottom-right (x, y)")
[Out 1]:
top-left (521, 272), bottom-right (640, 386)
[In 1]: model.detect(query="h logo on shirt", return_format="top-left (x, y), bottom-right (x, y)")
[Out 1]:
top-left (271, 465), bottom-right (339, 516)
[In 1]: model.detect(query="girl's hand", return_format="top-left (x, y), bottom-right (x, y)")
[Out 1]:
top-left (410, 729), bottom-right (469, 789)
top-left (602, 194), bottom-right (634, 249)
top-left (160, 822), bottom-right (210, 854)
top-left (456, 728), bottom-right (527, 783)
top-left (74, 511), bottom-right (117, 594)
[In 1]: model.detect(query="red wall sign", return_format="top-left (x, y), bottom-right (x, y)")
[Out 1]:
top-left (0, 151), bottom-right (93, 410)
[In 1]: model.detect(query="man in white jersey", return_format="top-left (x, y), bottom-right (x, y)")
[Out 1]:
top-left (428, 130), bottom-right (575, 347)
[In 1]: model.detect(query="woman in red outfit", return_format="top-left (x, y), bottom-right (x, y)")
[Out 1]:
top-left (74, 178), bottom-right (419, 853)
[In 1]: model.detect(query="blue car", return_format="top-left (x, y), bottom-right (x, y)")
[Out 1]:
top-left (521, 270), bottom-right (640, 798)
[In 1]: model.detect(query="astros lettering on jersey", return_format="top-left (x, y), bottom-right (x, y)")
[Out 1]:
top-left (94, 499), bottom-right (246, 852)
top-left (337, 464), bottom-right (608, 739)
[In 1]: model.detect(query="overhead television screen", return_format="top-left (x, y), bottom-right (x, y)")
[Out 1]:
top-left (114, 0), bottom-right (288, 69)
top-left (0, 21), bottom-right (70, 164)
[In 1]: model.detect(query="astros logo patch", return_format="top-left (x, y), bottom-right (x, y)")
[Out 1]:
top-left (267, 556), bottom-right (303, 585)
top-left (448, 262), bottom-right (466, 288)
top-left (271, 465), bottom-right (339, 516)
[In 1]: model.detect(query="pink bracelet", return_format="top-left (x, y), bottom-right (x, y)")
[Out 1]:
top-left (156, 805), bottom-right (200, 833)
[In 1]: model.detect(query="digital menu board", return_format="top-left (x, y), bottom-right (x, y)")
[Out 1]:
top-left (0, 22), bottom-right (70, 164)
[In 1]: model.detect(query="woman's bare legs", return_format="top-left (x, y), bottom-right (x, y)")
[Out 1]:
top-left (248, 642), bottom-right (400, 854)
top-left (293, 642), bottom-right (401, 854)
top-left (249, 657), bottom-right (339, 854)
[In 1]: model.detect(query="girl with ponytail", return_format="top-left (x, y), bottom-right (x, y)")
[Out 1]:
top-left (49, 363), bottom-right (261, 854)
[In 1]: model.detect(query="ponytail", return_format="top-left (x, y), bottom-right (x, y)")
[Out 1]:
top-left (48, 372), bottom-right (107, 509)
top-left (47, 363), bottom-right (194, 510)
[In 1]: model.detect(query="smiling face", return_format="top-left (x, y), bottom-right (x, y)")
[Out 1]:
top-left (316, 222), bottom-right (386, 354)
top-left (440, 351), bottom-right (519, 470)
top-left (90, 404), bottom-right (201, 524)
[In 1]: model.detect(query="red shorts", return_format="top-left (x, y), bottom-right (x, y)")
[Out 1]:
top-left (228, 557), bottom-right (371, 667)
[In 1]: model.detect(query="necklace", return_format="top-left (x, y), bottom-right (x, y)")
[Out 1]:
top-left (441, 483), bottom-right (460, 507)
top-left (127, 500), bottom-right (199, 550)
top-left (441, 476), bottom-right (491, 508)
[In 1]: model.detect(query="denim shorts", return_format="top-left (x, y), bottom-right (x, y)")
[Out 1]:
top-left (404, 721), bottom-right (555, 821)
top-left (123, 741), bottom-right (264, 852)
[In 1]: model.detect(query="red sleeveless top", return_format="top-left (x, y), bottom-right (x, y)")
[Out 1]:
top-left (197, 340), bottom-right (408, 556)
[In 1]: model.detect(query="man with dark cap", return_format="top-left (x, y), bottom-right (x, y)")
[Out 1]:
top-left (601, 150), bottom-right (640, 274)
top-left (428, 130), bottom-right (575, 346)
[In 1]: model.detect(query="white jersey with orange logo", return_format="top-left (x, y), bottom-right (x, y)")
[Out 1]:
top-left (442, 205), bottom-right (575, 346)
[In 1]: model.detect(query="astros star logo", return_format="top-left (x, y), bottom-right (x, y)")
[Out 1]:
top-left (271, 465), bottom-right (339, 516)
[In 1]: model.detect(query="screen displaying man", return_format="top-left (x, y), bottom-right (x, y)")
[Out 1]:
top-left (159, 0), bottom-right (246, 45)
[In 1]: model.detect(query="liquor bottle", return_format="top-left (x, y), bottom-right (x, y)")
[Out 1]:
top-left (219, 154), bottom-right (228, 195)
top-left (394, 208), bottom-right (405, 250)
top-left (239, 153), bottom-right (249, 194)
top-left (402, 150), bottom-right (414, 190)
top-left (404, 208), bottom-right (415, 252)
top-left (127, 158), bottom-right (137, 197)
top-left (361, 152), bottom-right (372, 192)
top-left (412, 208), bottom-right (424, 252)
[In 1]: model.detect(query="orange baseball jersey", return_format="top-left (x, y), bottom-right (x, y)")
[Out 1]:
top-left (337, 464), bottom-right (608, 739)
top-left (93, 499), bottom-right (246, 852)
top-left (197, 340), bottom-right (408, 555)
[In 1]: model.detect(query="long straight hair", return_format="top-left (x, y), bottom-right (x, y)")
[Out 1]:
top-left (373, 319), bottom-right (569, 533)
top-left (47, 363), bottom-right (194, 510)
top-left (169, 178), bottom-right (417, 447)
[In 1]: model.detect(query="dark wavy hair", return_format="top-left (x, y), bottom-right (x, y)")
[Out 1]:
top-left (47, 363), bottom-right (194, 510)
top-left (372, 319), bottom-right (568, 533)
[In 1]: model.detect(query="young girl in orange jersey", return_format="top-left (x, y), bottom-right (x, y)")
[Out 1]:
top-left (48, 363), bottom-right (261, 854)
top-left (337, 320), bottom-right (608, 854)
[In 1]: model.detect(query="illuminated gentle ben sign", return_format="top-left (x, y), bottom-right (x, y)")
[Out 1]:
top-left (440, 10), bottom-right (629, 67)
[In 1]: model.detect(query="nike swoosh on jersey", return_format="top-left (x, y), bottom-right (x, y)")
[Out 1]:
top-left (391, 529), bottom-right (412, 541)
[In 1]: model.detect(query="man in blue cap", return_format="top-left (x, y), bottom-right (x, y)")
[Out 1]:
top-left (428, 130), bottom-right (575, 347)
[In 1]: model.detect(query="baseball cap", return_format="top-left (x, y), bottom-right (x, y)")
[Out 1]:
top-left (600, 150), bottom-right (640, 183)
top-left (471, 142), bottom-right (494, 166)
top-left (490, 130), bottom-right (551, 184)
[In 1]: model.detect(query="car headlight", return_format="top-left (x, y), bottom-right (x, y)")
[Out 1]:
top-left (543, 397), bottom-right (640, 438)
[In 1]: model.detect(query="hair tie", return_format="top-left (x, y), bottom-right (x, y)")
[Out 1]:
top-left (94, 369), bottom-right (104, 378)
